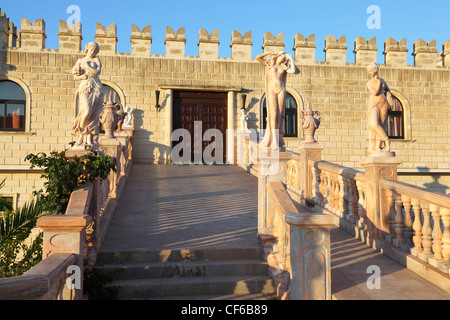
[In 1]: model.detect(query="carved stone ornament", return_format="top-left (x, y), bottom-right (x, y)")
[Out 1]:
top-left (301, 103), bottom-right (321, 143)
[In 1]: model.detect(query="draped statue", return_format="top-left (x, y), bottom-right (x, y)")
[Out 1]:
top-left (72, 42), bottom-right (104, 148)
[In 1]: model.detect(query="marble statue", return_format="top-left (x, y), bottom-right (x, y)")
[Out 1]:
top-left (240, 108), bottom-right (249, 131)
top-left (123, 106), bottom-right (135, 127)
top-left (72, 42), bottom-right (104, 148)
top-left (366, 63), bottom-right (393, 154)
top-left (256, 51), bottom-right (296, 150)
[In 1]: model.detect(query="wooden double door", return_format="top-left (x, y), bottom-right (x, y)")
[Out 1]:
top-left (172, 91), bottom-right (227, 163)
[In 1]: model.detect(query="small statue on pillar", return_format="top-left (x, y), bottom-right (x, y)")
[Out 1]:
top-left (366, 63), bottom-right (395, 156)
top-left (300, 103), bottom-right (321, 143)
top-left (239, 108), bottom-right (249, 131)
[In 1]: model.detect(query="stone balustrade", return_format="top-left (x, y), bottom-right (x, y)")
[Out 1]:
top-left (0, 129), bottom-right (134, 300)
top-left (237, 134), bottom-right (450, 295)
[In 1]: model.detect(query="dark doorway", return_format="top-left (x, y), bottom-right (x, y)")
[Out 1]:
top-left (172, 91), bottom-right (227, 163)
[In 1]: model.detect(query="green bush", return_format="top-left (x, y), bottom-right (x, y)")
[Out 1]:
top-left (25, 144), bottom-right (116, 215)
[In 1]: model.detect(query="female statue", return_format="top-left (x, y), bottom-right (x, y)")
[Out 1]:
top-left (366, 63), bottom-right (393, 154)
top-left (256, 51), bottom-right (295, 150)
top-left (72, 42), bottom-right (103, 148)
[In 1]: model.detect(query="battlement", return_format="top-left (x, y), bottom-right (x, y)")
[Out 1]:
top-left (1, 9), bottom-right (449, 69)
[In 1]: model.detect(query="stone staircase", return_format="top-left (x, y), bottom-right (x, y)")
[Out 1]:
top-left (96, 246), bottom-right (278, 300)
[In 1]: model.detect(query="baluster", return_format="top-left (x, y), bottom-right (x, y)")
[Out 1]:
top-left (351, 180), bottom-right (359, 224)
top-left (430, 204), bottom-right (443, 261)
top-left (386, 190), bottom-right (395, 237)
top-left (319, 171), bottom-right (326, 206)
top-left (421, 201), bottom-right (433, 258)
top-left (345, 177), bottom-right (353, 222)
top-left (411, 198), bottom-right (423, 252)
top-left (310, 166), bottom-right (318, 202)
top-left (393, 192), bottom-right (404, 246)
top-left (440, 207), bottom-right (450, 261)
top-left (401, 195), bottom-right (413, 248)
top-left (356, 180), bottom-right (366, 229)
top-left (337, 176), bottom-right (345, 216)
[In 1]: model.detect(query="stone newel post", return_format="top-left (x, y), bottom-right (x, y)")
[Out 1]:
top-left (286, 212), bottom-right (338, 300)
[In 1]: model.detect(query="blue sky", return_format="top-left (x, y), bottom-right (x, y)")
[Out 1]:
top-left (2, 0), bottom-right (450, 64)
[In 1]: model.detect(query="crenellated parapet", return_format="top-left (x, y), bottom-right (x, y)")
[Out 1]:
top-left (413, 39), bottom-right (439, 68)
top-left (19, 17), bottom-right (46, 50)
top-left (262, 32), bottom-right (284, 54)
top-left (198, 28), bottom-right (219, 59)
top-left (354, 36), bottom-right (377, 65)
top-left (58, 20), bottom-right (82, 52)
top-left (95, 22), bottom-right (117, 53)
top-left (1, 7), bottom-right (449, 68)
top-left (324, 35), bottom-right (347, 64)
top-left (165, 26), bottom-right (186, 57)
top-left (230, 30), bottom-right (252, 61)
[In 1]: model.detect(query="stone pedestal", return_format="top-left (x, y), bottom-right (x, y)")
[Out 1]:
top-left (258, 149), bottom-right (291, 241)
top-left (360, 153), bottom-right (402, 241)
top-left (285, 212), bottom-right (338, 300)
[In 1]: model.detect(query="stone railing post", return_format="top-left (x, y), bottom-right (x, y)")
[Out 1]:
top-left (36, 183), bottom-right (93, 300)
top-left (285, 212), bottom-right (338, 300)
top-left (360, 155), bottom-right (402, 244)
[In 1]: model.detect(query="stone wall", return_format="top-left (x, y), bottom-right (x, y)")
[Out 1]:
top-left (0, 10), bottom-right (449, 206)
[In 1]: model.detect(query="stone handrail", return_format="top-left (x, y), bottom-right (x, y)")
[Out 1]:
top-left (0, 253), bottom-right (76, 300)
top-left (265, 180), bottom-right (337, 300)
top-left (0, 129), bottom-right (134, 300)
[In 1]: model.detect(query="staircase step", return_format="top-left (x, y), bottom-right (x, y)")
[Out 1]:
top-left (99, 259), bottom-right (269, 280)
top-left (97, 247), bottom-right (264, 264)
top-left (107, 275), bottom-right (276, 300)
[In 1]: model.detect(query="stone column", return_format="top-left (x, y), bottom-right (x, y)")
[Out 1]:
top-left (360, 155), bottom-right (402, 244)
top-left (298, 143), bottom-right (324, 205)
top-left (285, 212), bottom-right (338, 300)
top-left (258, 150), bottom-right (292, 242)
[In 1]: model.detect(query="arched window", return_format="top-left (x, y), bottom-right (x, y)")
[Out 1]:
top-left (261, 93), bottom-right (298, 138)
top-left (0, 81), bottom-right (26, 131)
top-left (388, 95), bottom-right (404, 139)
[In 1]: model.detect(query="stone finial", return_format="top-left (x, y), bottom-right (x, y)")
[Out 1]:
top-left (324, 35), bottom-right (347, 64)
top-left (262, 32), bottom-right (284, 53)
top-left (230, 30), bottom-right (252, 61)
top-left (354, 36), bottom-right (378, 64)
top-left (58, 20), bottom-right (82, 52)
top-left (383, 38), bottom-right (408, 66)
top-left (300, 103), bottom-right (321, 143)
top-left (443, 40), bottom-right (450, 67)
top-left (293, 34), bottom-right (316, 63)
top-left (198, 28), bottom-right (219, 59)
top-left (95, 22), bottom-right (117, 53)
top-left (19, 17), bottom-right (46, 50)
top-left (130, 24), bottom-right (152, 56)
top-left (413, 39), bottom-right (438, 68)
top-left (165, 26), bottom-right (186, 57)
